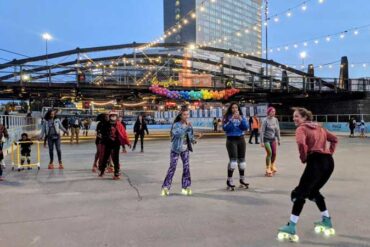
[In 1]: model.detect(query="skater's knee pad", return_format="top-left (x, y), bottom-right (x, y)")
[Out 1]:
top-left (291, 190), bottom-right (306, 205)
top-left (238, 162), bottom-right (246, 170)
top-left (229, 160), bottom-right (238, 170)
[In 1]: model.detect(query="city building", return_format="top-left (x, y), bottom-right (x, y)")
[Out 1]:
top-left (164, 0), bottom-right (262, 55)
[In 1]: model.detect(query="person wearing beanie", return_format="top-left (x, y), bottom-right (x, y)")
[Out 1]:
top-left (260, 106), bottom-right (281, 177)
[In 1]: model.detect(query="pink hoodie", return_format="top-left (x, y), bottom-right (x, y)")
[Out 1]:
top-left (295, 122), bottom-right (338, 163)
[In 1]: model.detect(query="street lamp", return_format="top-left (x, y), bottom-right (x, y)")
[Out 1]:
top-left (42, 33), bottom-right (53, 83)
top-left (300, 51), bottom-right (307, 71)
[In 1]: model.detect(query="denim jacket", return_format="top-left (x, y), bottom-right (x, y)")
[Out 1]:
top-left (40, 119), bottom-right (66, 139)
top-left (171, 122), bottom-right (195, 154)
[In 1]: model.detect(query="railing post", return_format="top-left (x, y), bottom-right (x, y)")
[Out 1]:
top-left (251, 76), bottom-right (255, 92)
top-left (269, 77), bottom-right (272, 92)
top-left (287, 76), bottom-right (290, 93)
top-left (325, 115), bottom-right (328, 123)
top-left (336, 114), bottom-right (339, 123)
top-left (334, 78), bottom-right (338, 93)
top-left (303, 76), bottom-right (306, 93)
top-left (319, 78), bottom-right (322, 93)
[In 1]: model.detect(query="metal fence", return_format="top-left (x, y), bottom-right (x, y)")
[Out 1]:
top-left (277, 114), bottom-right (370, 123)
top-left (0, 115), bottom-right (37, 130)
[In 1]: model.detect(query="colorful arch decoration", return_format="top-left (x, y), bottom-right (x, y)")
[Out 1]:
top-left (149, 84), bottom-right (240, 101)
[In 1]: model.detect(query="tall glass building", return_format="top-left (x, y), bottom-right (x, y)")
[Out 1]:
top-left (164, 0), bottom-right (262, 55)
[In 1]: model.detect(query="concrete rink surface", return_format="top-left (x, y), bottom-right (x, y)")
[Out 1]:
top-left (0, 136), bottom-right (369, 247)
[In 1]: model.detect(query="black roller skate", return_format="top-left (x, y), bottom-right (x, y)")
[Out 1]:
top-left (226, 179), bottom-right (236, 191)
top-left (239, 178), bottom-right (249, 189)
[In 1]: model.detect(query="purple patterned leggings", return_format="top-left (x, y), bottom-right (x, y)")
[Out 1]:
top-left (162, 150), bottom-right (191, 189)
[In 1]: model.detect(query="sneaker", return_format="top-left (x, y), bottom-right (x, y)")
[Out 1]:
top-left (113, 175), bottom-right (120, 180)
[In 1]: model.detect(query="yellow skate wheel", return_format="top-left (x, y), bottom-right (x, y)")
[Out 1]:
top-left (324, 228), bottom-right (335, 237)
top-left (290, 235), bottom-right (299, 242)
top-left (315, 226), bottom-right (324, 234)
top-left (277, 232), bottom-right (286, 241)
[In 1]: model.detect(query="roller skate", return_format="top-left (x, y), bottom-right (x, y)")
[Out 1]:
top-left (239, 178), bottom-right (249, 189)
top-left (271, 163), bottom-right (277, 175)
top-left (277, 221), bottom-right (299, 242)
top-left (107, 166), bottom-right (114, 173)
top-left (265, 167), bottom-right (273, 177)
top-left (226, 179), bottom-right (236, 191)
top-left (181, 188), bottom-right (192, 196)
top-left (92, 165), bottom-right (98, 173)
top-left (112, 174), bottom-right (120, 180)
top-left (161, 187), bottom-right (170, 197)
top-left (314, 216), bottom-right (335, 237)
top-left (58, 162), bottom-right (64, 169)
top-left (1, 160), bottom-right (6, 169)
top-left (48, 163), bottom-right (54, 169)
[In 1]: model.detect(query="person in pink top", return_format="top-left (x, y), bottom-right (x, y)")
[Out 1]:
top-left (277, 107), bottom-right (338, 242)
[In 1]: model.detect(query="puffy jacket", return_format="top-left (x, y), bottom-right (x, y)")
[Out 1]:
top-left (223, 115), bottom-right (249, 137)
top-left (296, 122), bottom-right (338, 163)
top-left (40, 119), bottom-right (66, 139)
top-left (101, 121), bottom-right (130, 146)
top-left (171, 122), bottom-right (195, 154)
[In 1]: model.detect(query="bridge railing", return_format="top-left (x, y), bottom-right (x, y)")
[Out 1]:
top-left (1, 71), bottom-right (369, 93)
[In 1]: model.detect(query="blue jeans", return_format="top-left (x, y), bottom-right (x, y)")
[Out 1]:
top-left (48, 137), bottom-right (62, 164)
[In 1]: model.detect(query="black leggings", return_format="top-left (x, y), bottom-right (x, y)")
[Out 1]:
top-left (99, 140), bottom-right (120, 176)
top-left (291, 153), bottom-right (334, 216)
top-left (133, 134), bottom-right (144, 150)
top-left (0, 143), bottom-right (3, 176)
top-left (226, 136), bottom-right (246, 178)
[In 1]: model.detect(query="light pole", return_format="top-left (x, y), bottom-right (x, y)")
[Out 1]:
top-left (300, 51), bottom-right (307, 71)
top-left (264, 0), bottom-right (269, 77)
top-left (42, 33), bottom-right (52, 83)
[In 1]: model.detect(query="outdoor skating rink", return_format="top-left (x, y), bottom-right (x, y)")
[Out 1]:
top-left (1, 136), bottom-right (369, 247)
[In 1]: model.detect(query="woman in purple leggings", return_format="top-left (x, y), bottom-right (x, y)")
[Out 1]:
top-left (161, 108), bottom-right (196, 196)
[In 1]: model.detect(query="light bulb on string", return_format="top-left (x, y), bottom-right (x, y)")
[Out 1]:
top-left (301, 4), bottom-right (307, 11)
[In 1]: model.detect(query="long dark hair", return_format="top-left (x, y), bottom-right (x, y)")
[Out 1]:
top-left (44, 110), bottom-right (54, 121)
top-left (223, 102), bottom-right (243, 122)
top-left (170, 108), bottom-right (189, 137)
top-left (136, 114), bottom-right (144, 122)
